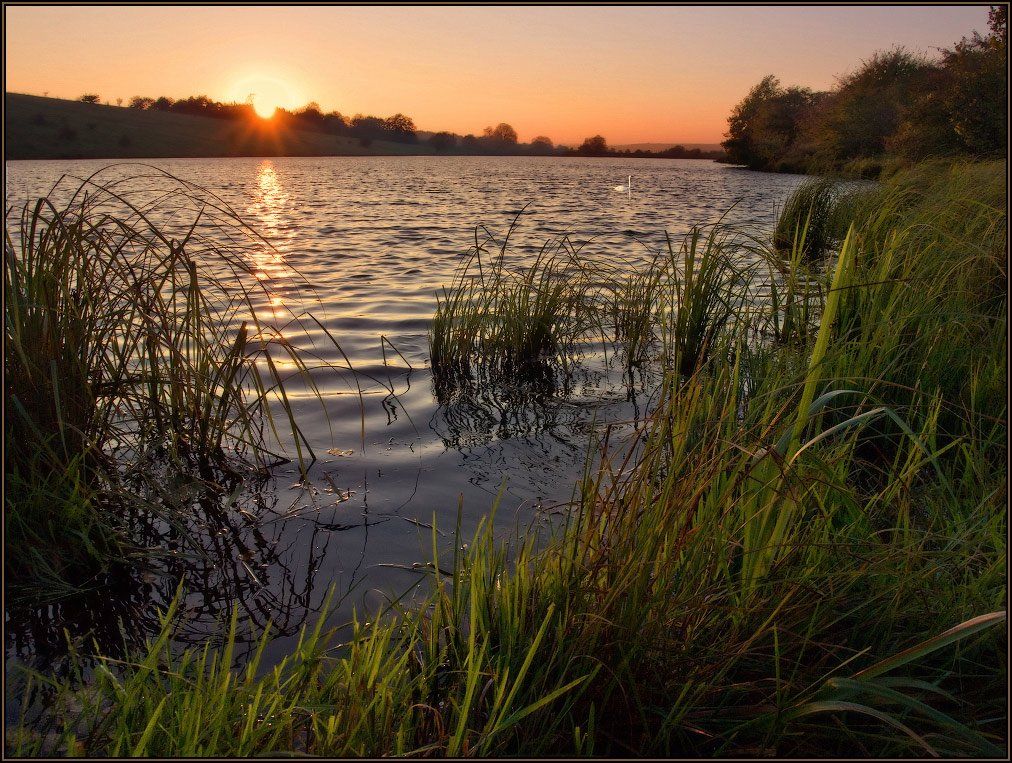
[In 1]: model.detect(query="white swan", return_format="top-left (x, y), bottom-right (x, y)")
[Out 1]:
top-left (613, 175), bottom-right (632, 195)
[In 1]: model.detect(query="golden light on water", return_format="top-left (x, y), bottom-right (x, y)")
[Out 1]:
top-left (248, 160), bottom-right (296, 333)
top-left (252, 160), bottom-right (289, 238)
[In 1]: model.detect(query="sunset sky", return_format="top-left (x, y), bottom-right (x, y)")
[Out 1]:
top-left (4, 5), bottom-right (992, 145)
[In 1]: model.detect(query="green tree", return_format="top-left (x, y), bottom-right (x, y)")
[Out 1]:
top-left (936, 7), bottom-right (1007, 154)
top-left (751, 86), bottom-right (818, 169)
top-left (887, 67), bottom-right (963, 160)
top-left (818, 48), bottom-right (935, 161)
top-left (722, 75), bottom-right (782, 168)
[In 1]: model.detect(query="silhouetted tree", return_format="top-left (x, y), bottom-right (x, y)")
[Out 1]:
top-left (79, 94), bottom-right (100, 104)
top-left (295, 102), bottom-right (325, 127)
top-left (170, 95), bottom-right (218, 117)
top-left (350, 114), bottom-right (417, 142)
top-left (323, 111), bottom-right (348, 133)
top-left (483, 123), bottom-right (518, 147)
top-left (128, 96), bottom-right (154, 109)
top-left (578, 135), bottom-right (609, 156)
top-left (383, 113), bottom-right (417, 143)
top-left (529, 135), bottom-right (554, 155)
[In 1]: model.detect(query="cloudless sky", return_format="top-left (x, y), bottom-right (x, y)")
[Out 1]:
top-left (4, 5), bottom-right (992, 144)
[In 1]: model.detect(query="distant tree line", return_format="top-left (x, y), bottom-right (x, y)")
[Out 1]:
top-left (115, 95), bottom-right (422, 145)
top-left (424, 126), bottom-right (723, 159)
top-left (77, 93), bottom-right (725, 160)
top-left (722, 6), bottom-right (1007, 176)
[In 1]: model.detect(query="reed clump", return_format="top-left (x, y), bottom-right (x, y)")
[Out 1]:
top-left (4, 167), bottom-right (340, 597)
top-left (656, 225), bottom-right (754, 376)
top-left (429, 223), bottom-right (598, 386)
top-left (773, 177), bottom-right (851, 260)
top-left (8, 160), bottom-right (1006, 758)
top-left (429, 219), bottom-right (758, 384)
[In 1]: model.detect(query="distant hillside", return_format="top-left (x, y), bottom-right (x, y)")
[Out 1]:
top-left (4, 93), bottom-right (433, 160)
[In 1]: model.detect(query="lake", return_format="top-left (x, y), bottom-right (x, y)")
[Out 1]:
top-left (4, 155), bottom-right (807, 673)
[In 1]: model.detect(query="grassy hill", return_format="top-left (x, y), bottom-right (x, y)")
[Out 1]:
top-left (4, 93), bottom-right (434, 160)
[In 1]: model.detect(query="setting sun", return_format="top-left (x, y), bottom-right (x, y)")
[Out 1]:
top-left (231, 74), bottom-right (299, 119)
top-left (253, 99), bottom-right (278, 119)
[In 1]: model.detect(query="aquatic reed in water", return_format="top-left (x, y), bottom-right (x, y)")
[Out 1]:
top-left (429, 220), bottom-right (597, 383)
top-left (431, 218), bottom-right (757, 383)
top-left (4, 166), bottom-right (348, 595)
top-left (773, 177), bottom-right (849, 261)
top-left (656, 225), bottom-right (754, 376)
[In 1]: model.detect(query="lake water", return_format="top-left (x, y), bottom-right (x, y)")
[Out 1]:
top-left (4, 156), bottom-right (807, 674)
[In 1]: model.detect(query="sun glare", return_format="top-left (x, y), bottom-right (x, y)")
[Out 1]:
top-left (253, 100), bottom-right (278, 119)
top-left (233, 75), bottom-right (298, 120)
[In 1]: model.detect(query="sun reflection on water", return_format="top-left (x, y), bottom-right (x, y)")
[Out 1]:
top-left (247, 160), bottom-right (297, 341)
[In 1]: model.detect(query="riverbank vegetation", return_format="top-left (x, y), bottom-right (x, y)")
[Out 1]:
top-left (7, 157), bottom-right (1005, 757)
top-left (722, 7), bottom-right (1006, 176)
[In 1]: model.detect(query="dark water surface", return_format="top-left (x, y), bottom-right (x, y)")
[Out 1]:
top-left (4, 156), bottom-right (806, 677)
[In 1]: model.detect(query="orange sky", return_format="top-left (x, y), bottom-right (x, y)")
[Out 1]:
top-left (4, 5), bottom-right (991, 145)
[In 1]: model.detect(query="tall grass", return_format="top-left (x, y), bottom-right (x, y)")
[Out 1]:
top-left (429, 221), bottom-right (596, 384)
top-left (656, 225), bottom-right (753, 376)
top-left (7, 160), bottom-right (1006, 757)
top-left (773, 177), bottom-right (851, 260)
top-left (4, 167), bottom-right (345, 597)
top-left (430, 219), bottom-right (757, 382)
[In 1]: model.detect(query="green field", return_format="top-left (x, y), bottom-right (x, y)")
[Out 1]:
top-left (4, 93), bottom-right (434, 160)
